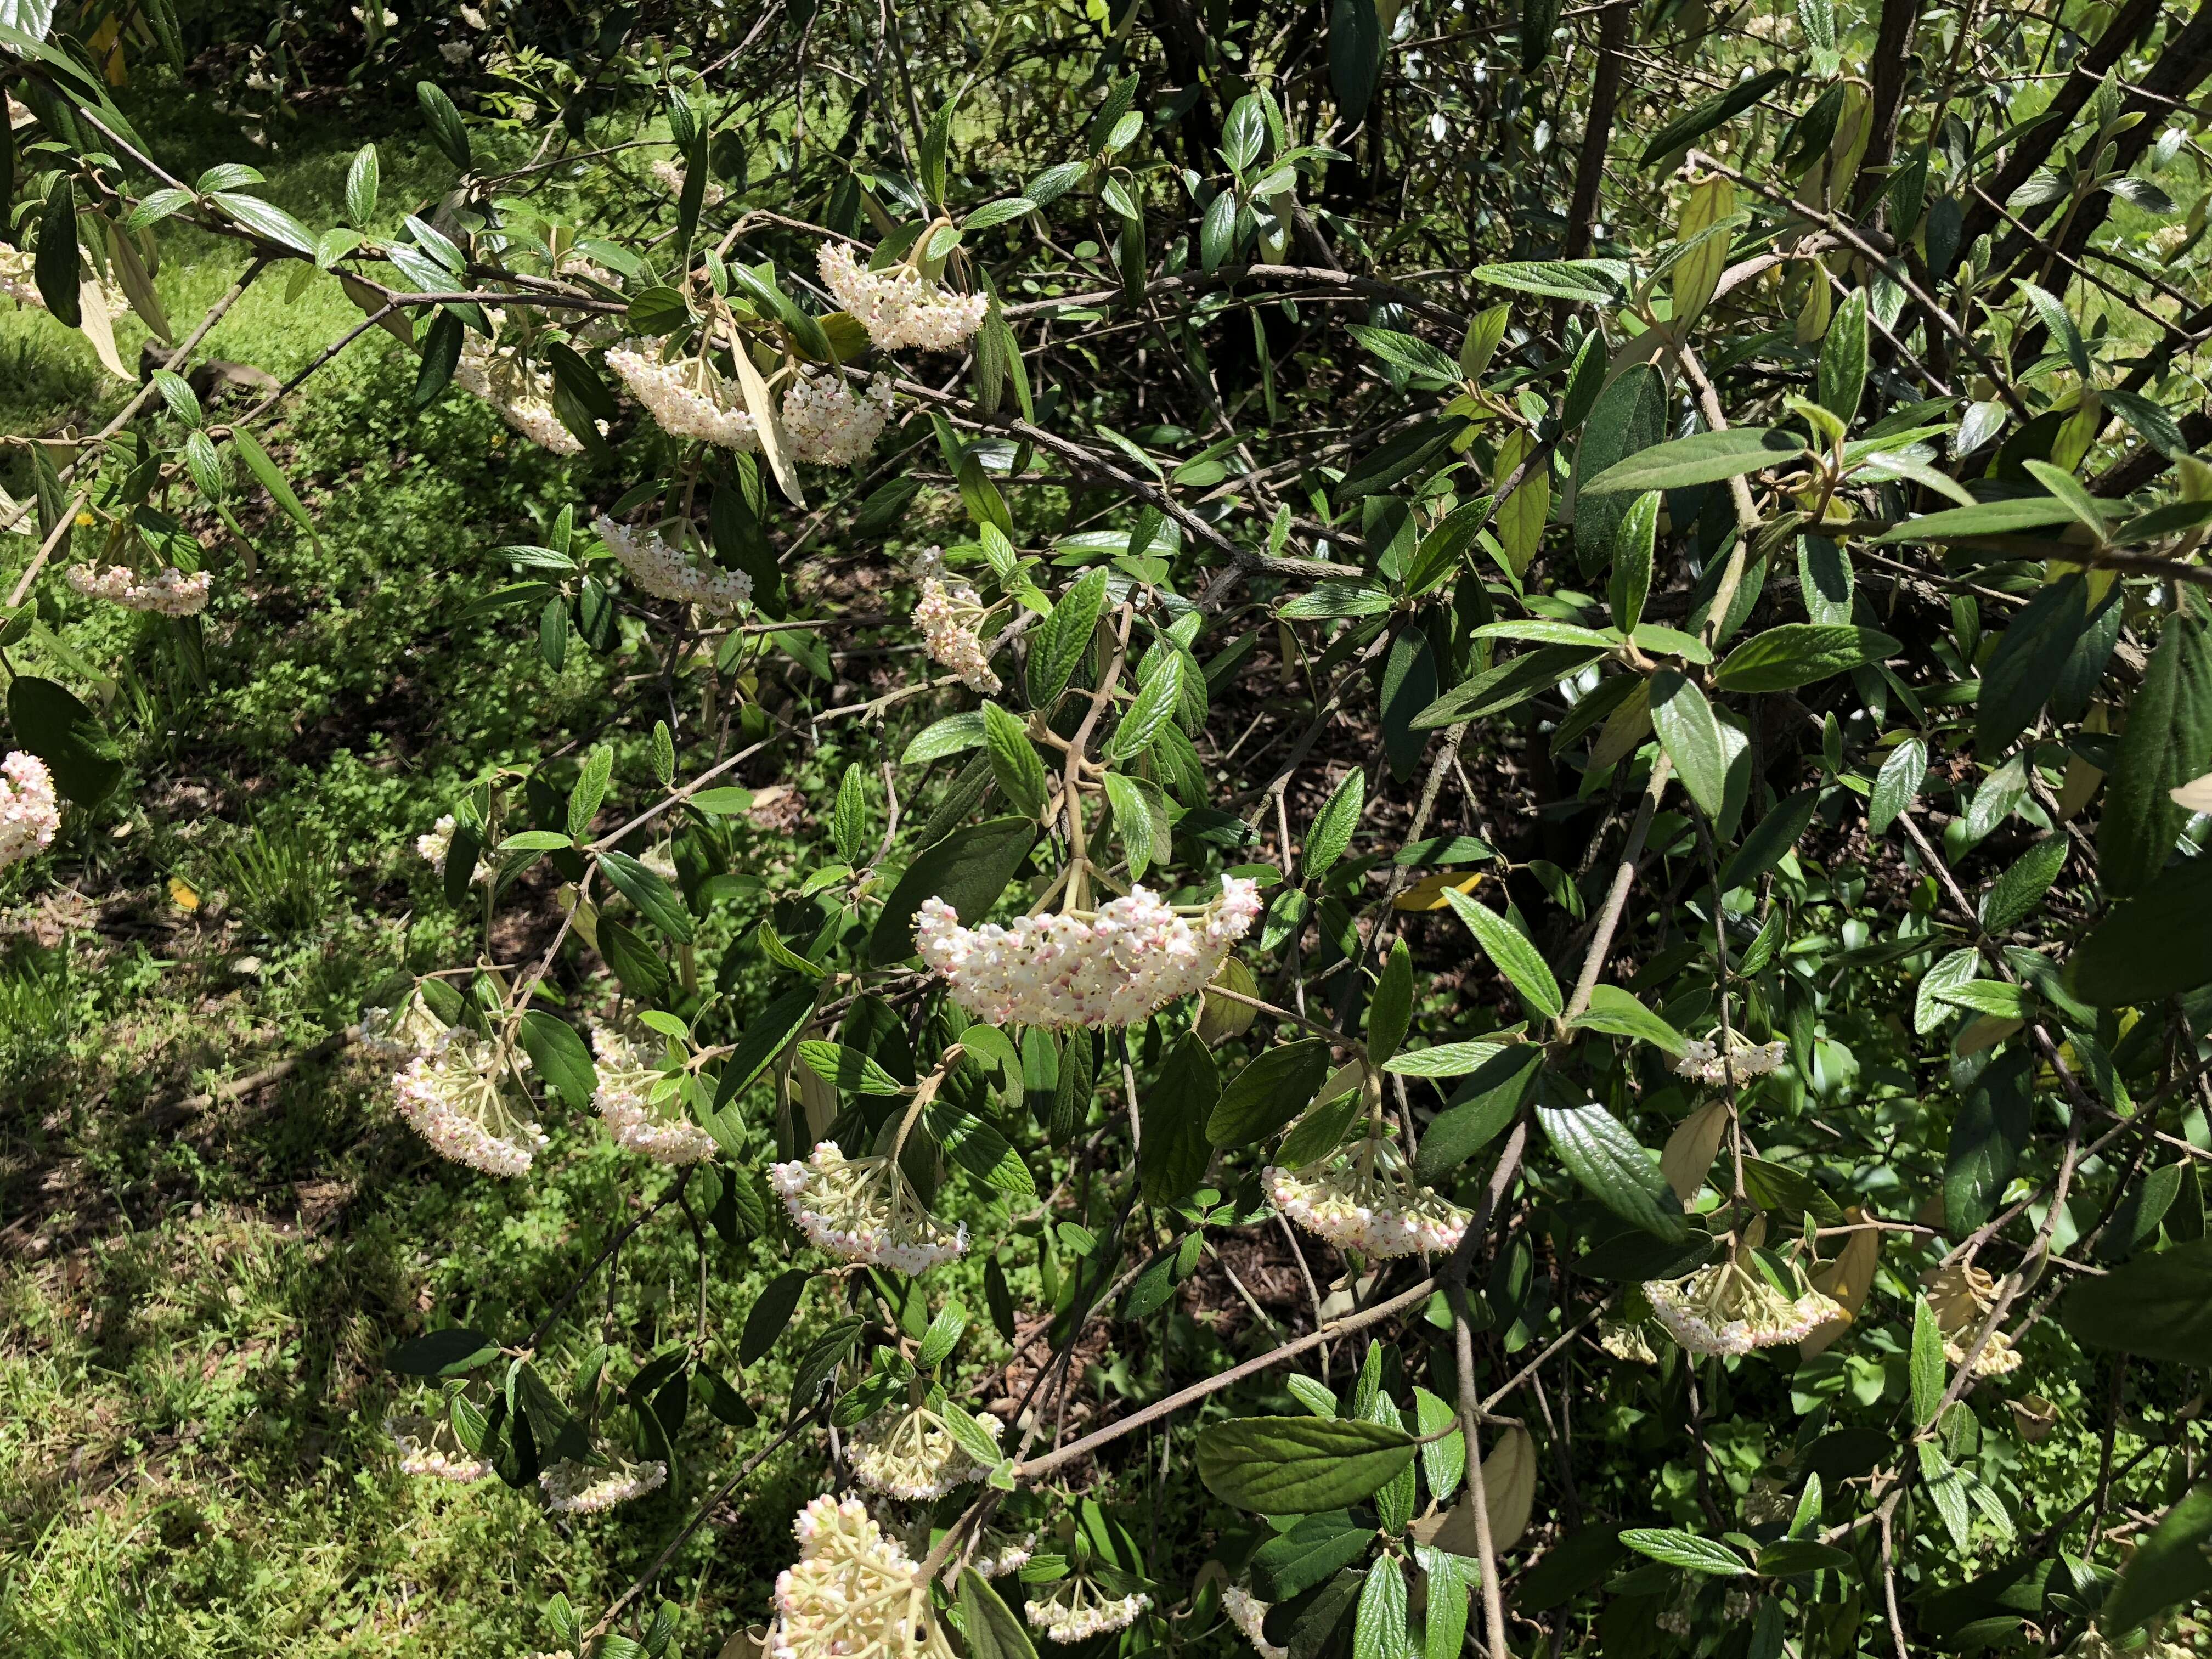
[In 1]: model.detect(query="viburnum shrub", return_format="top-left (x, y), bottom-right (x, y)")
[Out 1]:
top-left (8, 0), bottom-right (2212, 1655)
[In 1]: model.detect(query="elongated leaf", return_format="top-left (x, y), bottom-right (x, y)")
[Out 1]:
top-left (2063, 1236), bottom-right (2212, 1365)
top-left (1028, 567), bottom-right (1107, 708)
top-left (1581, 429), bottom-right (1799, 496)
top-left (1649, 670), bottom-right (1728, 816)
top-left (1571, 984), bottom-right (1686, 1053)
top-left (1197, 1417), bottom-right (1417, 1513)
top-left (7, 675), bottom-right (123, 805)
top-left (960, 1572), bottom-right (1040, 1659)
top-left (1869, 737), bottom-right (1926, 836)
top-left (1469, 259), bottom-right (1631, 303)
top-left (599, 851), bottom-right (695, 943)
top-left (1572, 364), bottom-right (1666, 574)
top-left (1719, 789), bottom-right (1819, 891)
top-left (981, 702), bottom-right (1049, 819)
top-left (518, 1010), bottom-right (597, 1110)
top-left (1304, 769), bottom-right (1366, 881)
top-left (1414, 1047), bottom-right (1542, 1180)
top-left (1638, 67), bottom-right (1790, 165)
top-left (1538, 1101), bottom-right (1686, 1240)
top-left (871, 816), bottom-right (1037, 965)
top-left (2072, 856), bottom-right (2212, 1006)
top-left (2102, 1482), bottom-right (2212, 1635)
top-left (739, 1269), bottom-right (811, 1364)
top-left (1442, 887), bottom-right (1561, 1019)
top-left (1413, 645), bottom-right (1608, 729)
top-left (903, 712), bottom-right (989, 764)
top-left (2099, 607), bottom-right (2212, 897)
top-left (1254, 1513), bottom-right (1379, 1601)
top-left (1210, 1039), bottom-right (1335, 1148)
top-left (1142, 1036), bottom-right (1219, 1203)
top-left (1872, 497), bottom-right (2083, 544)
top-left (386, 1327), bottom-right (500, 1376)
top-left (1618, 1529), bottom-right (1747, 1576)
top-left (1715, 624), bottom-right (1899, 692)
top-left (797, 1040), bottom-right (906, 1096)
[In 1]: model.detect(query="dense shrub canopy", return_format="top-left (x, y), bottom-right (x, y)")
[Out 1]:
top-left (5, 0), bottom-right (2212, 1655)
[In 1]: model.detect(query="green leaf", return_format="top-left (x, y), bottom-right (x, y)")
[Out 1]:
top-left (2098, 606), bottom-right (2212, 898)
top-left (2063, 1236), bottom-right (2212, 1365)
top-left (982, 702), bottom-right (1050, 819)
top-left (2015, 280), bottom-right (2089, 380)
top-left (1869, 738), bottom-right (1926, 836)
top-left (1714, 624), bottom-right (1900, 692)
top-left (386, 1327), bottom-right (501, 1376)
top-left (1618, 1529), bottom-right (1748, 1576)
top-left (790, 1316), bottom-right (864, 1403)
top-left (1580, 428), bottom-right (1799, 496)
top-left (797, 1040), bottom-right (906, 1097)
top-left (1756, 1539), bottom-right (1854, 1577)
top-left (1918, 1440), bottom-right (1973, 1553)
top-left (1979, 837), bottom-right (2066, 934)
top-left (229, 427), bottom-right (323, 552)
top-left (1195, 1417), bottom-right (1417, 1514)
top-left (1945, 1053), bottom-right (2032, 1233)
top-left (1252, 1513), bottom-right (1379, 1601)
top-left (345, 143), bottom-right (380, 225)
top-left (1028, 566), bottom-right (1107, 708)
top-left (1739, 1158), bottom-right (1843, 1225)
top-left (1871, 497), bottom-right (2083, 544)
top-left (2101, 1482), bottom-right (2212, 1635)
top-left (738, 1269), bottom-right (810, 1364)
top-left (518, 1011), bottom-right (597, 1110)
top-left (1442, 887), bottom-right (1561, 1019)
top-left (1414, 1047), bottom-right (1542, 1180)
top-left (1649, 670), bottom-right (1729, 817)
top-left (1570, 985), bottom-right (1687, 1054)
top-left (1366, 939), bottom-right (1414, 1065)
top-left (599, 851), bottom-right (695, 943)
top-left (1637, 67), bottom-right (1790, 165)
top-left (1111, 651), bottom-right (1185, 761)
top-left (1352, 1556), bottom-right (1407, 1659)
top-left (902, 712), bottom-right (989, 764)
top-left (1304, 769), bottom-right (1366, 882)
top-left (596, 917), bottom-right (668, 1002)
top-left (1719, 789), bottom-right (1820, 892)
top-left (1815, 289), bottom-right (1868, 422)
top-left (2072, 856), bottom-right (2212, 1006)
top-left (1609, 492), bottom-right (1660, 633)
top-left (1538, 1101), bottom-right (1686, 1240)
top-left (717, 984), bottom-right (819, 1105)
top-left (416, 79), bottom-right (473, 171)
top-left (1141, 1036), bottom-right (1219, 1204)
top-left (1413, 646), bottom-right (1608, 729)
top-left (210, 190), bottom-right (318, 256)
top-left (959, 1571), bottom-right (1041, 1659)
top-left (1572, 364), bottom-right (1667, 574)
top-left (923, 1098), bottom-right (1036, 1196)
top-left (871, 816), bottom-right (1037, 966)
top-left (6, 675), bottom-right (123, 805)
top-left (567, 746), bottom-right (613, 839)
top-left (1383, 1040), bottom-right (1506, 1078)
top-left (1910, 1295), bottom-right (1946, 1426)
top-left (1468, 259), bottom-right (1631, 304)
top-left (1935, 979), bottom-right (2032, 1018)
top-left (1347, 324), bottom-right (1461, 382)
top-left (34, 174), bottom-right (79, 326)
top-left (1210, 1039), bottom-right (1335, 1149)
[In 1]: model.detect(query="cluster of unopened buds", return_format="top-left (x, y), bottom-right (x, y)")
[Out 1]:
top-left (592, 1026), bottom-right (718, 1165)
top-left (605, 338), bottom-right (760, 448)
top-left (595, 515), bottom-right (753, 616)
top-left (911, 552), bottom-right (1001, 693)
top-left (817, 242), bottom-right (988, 353)
top-left (0, 751), bottom-right (60, 871)
top-left (1741, 1476), bottom-right (1796, 1526)
top-left (1223, 1587), bottom-right (1286, 1659)
top-left (390, 1033), bottom-right (549, 1177)
top-left (1597, 1312), bottom-right (1658, 1364)
top-left (770, 1141), bottom-right (968, 1274)
top-left (783, 370), bottom-right (894, 466)
top-left (771, 1495), bottom-right (957, 1659)
top-left (359, 992), bottom-right (448, 1063)
top-left (844, 1400), bottom-right (1002, 1499)
top-left (1266, 1129), bottom-right (1472, 1259)
top-left (917, 877), bottom-right (1263, 1030)
top-left (1024, 1578), bottom-right (1152, 1644)
top-left (1923, 1261), bottom-right (2024, 1377)
top-left (67, 562), bottom-right (212, 616)
top-left (384, 1410), bottom-right (492, 1482)
top-left (969, 1526), bottom-right (1037, 1579)
top-left (1674, 1031), bottom-right (1788, 1087)
top-left (539, 1450), bottom-right (668, 1514)
top-left (651, 156), bottom-right (726, 207)
top-left (415, 813), bottom-right (492, 887)
top-left (454, 328), bottom-right (594, 455)
top-left (1643, 1258), bottom-right (1842, 1357)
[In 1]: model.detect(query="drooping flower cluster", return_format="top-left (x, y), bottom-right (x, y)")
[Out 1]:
top-left (384, 1411), bottom-right (493, 1482)
top-left (605, 338), bottom-right (760, 448)
top-left (912, 554), bottom-right (1000, 693)
top-left (591, 1025), bottom-right (718, 1165)
top-left (360, 994), bottom-right (451, 1063)
top-left (818, 242), bottom-right (988, 353)
top-left (1923, 1261), bottom-right (2024, 1377)
top-left (415, 813), bottom-right (492, 887)
top-left (1224, 1588), bottom-right (1286, 1659)
top-left (67, 562), bottom-right (212, 616)
top-left (770, 1141), bottom-right (968, 1274)
top-left (1598, 1313), bottom-right (1658, 1364)
top-left (783, 370), bottom-right (894, 466)
top-left (1675, 1031), bottom-right (1789, 1086)
top-left (0, 751), bottom-right (60, 871)
top-left (771, 1496), bottom-right (958, 1659)
top-left (845, 1401), bottom-right (1003, 1499)
top-left (1741, 1477), bottom-right (1795, 1526)
top-left (1265, 1130), bottom-right (1472, 1258)
top-left (651, 156), bottom-right (727, 207)
top-left (970, 1527), bottom-right (1038, 1579)
top-left (917, 877), bottom-right (1263, 1030)
top-left (391, 1034), bottom-right (548, 1177)
top-left (1644, 1259), bottom-right (1843, 1357)
top-left (595, 515), bottom-right (754, 617)
top-left (539, 1450), bottom-right (668, 1514)
top-left (1024, 1578), bottom-right (1152, 1644)
top-left (454, 331), bottom-right (590, 455)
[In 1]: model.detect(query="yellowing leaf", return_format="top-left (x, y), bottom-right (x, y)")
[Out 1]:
top-left (1670, 174), bottom-right (1735, 330)
top-left (1659, 1098), bottom-right (1729, 1204)
top-left (1802, 1206), bottom-right (1881, 1357)
top-left (1494, 428), bottom-right (1549, 576)
top-left (1482, 1425), bottom-right (1538, 1550)
top-left (1393, 871), bottom-right (1482, 912)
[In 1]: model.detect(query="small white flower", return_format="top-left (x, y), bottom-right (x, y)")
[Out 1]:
top-left (771, 1496), bottom-right (959, 1659)
top-left (539, 1449), bottom-right (668, 1513)
top-left (1673, 1030), bottom-right (1788, 1087)
top-left (1644, 1260), bottom-right (1842, 1357)
top-left (454, 330), bottom-right (594, 455)
top-left (770, 1141), bottom-right (967, 1275)
top-left (415, 813), bottom-right (492, 886)
top-left (782, 370), bottom-right (893, 466)
top-left (591, 1026), bottom-right (718, 1165)
top-left (67, 563), bottom-right (212, 616)
top-left (817, 242), bottom-right (988, 353)
top-left (1266, 1131), bottom-right (1471, 1259)
top-left (1923, 1261), bottom-right (2024, 1377)
top-left (912, 555), bottom-right (1001, 692)
top-left (0, 751), bottom-right (61, 870)
top-left (595, 515), bottom-right (753, 616)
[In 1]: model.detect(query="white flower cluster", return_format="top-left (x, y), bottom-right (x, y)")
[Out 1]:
top-left (605, 338), bottom-right (760, 448)
top-left (454, 332), bottom-right (591, 455)
top-left (591, 1026), bottom-right (718, 1165)
top-left (595, 515), bottom-right (754, 617)
top-left (651, 156), bottom-right (726, 206)
top-left (0, 751), bottom-right (60, 871)
top-left (770, 1141), bottom-right (968, 1275)
top-left (1675, 1032), bottom-right (1788, 1087)
top-left (360, 994), bottom-right (450, 1063)
top-left (539, 1451), bottom-right (668, 1514)
top-left (1224, 1588), bottom-right (1286, 1659)
top-left (970, 1528), bottom-right (1037, 1579)
top-left (1741, 1477), bottom-right (1795, 1526)
top-left (817, 242), bottom-right (988, 353)
top-left (1598, 1314), bottom-right (1657, 1364)
top-left (391, 1035), bottom-right (548, 1177)
top-left (67, 562), bottom-right (212, 616)
top-left (415, 813), bottom-right (492, 887)
top-left (1024, 1581), bottom-right (1152, 1644)
top-left (384, 1411), bottom-right (492, 1482)
top-left (783, 370), bottom-right (893, 466)
top-left (917, 877), bottom-right (1263, 1030)
top-left (1644, 1260), bottom-right (1842, 1357)
top-left (845, 1402), bottom-right (1002, 1500)
top-left (1266, 1131), bottom-right (1472, 1259)
top-left (771, 1496), bottom-right (958, 1659)
top-left (1924, 1261), bottom-right (2024, 1378)
top-left (913, 563), bottom-right (1001, 693)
